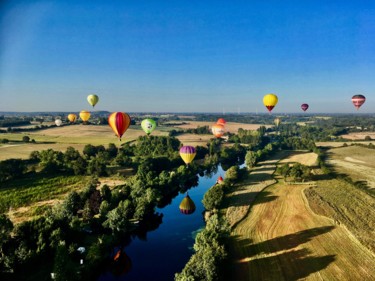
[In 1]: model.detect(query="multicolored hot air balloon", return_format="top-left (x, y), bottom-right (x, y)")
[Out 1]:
top-left (79, 110), bottom-right (91, 124)
top-left (141, 118), bottom-right (156, 135)
top-left (87, 94), bottom-right (99, 108)
top-left (108, 112), bottom-right (131, 141)
top-left (263, 94), bottom-right (278, 112)
top-left (179, 194), bottom-right (196, 215)
top-left (217, 118), bottom-right (226, 126)
top-left (274, 117), bottom-right (281, 127)
top-left (301, 103), bottom-right (309, 112)
top-left (55, 119), bottom-right (62, 127)
top-left (67, 114), bottom-right (77, 123)
top-left (179, 146), bottom-right (196, 165)
top-left (352, 95), bottom-right (366, 110)
top-left (212, 123), bottom-right (225, 138)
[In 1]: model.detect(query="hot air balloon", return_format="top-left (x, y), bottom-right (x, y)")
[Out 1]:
top-left (179, 194), bottom-right (196, 215)
top-left (263, 94), bottom-right (278, 112)
top-left (79, 110), bottom-right (91, 124)
top-left (352, 95), bottom-right (366, 110)
top-left (113, 249), bottom-right (132, 276)
top-left (217, 118), bottom-right (226, 126)
top-left (212, 123), bottom-right (225, 138)
top-left (274, 117), bottom-right (281, 127)
top-left (67, 114), bottom-right (77, 123)
top-left (301, 103), bottom-right (309, 112)
top-left (87, 94), bottom-right (99, 108)
top-left (108, 112), bottom-right (131, 141)
top-left (55, 119), bottom-right (62, 127)
top-left (217, 176), bottom-right (224, 184)
top-left (141, 118), bottom-right (156, 135)
top-left (179, 146), bottom-right (196, 165)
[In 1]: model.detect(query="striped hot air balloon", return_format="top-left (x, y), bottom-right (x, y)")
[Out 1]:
top-left (179, 146), bottom-right (196, 165)
top-left (179, 194), bottom-right (196, 215)
top-left (108, 112), bottom-right (131, 141)
top-left (351, 95), bottom-right (366, 110)
top-left (301, 103), bottom-right (309, 112)
top-left (263, 94), bottom-right (278, 113)
top-left (212, 123), bottom-right (225, 138)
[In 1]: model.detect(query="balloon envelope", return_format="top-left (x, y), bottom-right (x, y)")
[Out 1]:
top-left (263, 94), bottom-right (278, 112)
top-left (87, 94), bottom-right (99, 107)
top-left (108, 112), bottom-right (131, 140)
top-left (212, 124), bottom-right (225, 138)
top-left (217, 176), bottom-right (224, 184)
top-left (141, 118), bottom-right (156, 135)
top-left (179, 194), bottom-right (196, 215)
top-left (274, 118), bottom-right (281, 127)
top-left (351, 95), bottom-right (366, 110)
top-left (67, 114), bottom-right (77, 123)
top-left (301, 103), bottom-right (309, 112)
top-left (179, 146), bottom-right (196, 165)
top-left (79, 110), bottom-right (91, 122)
top-left (55, 119), bottom-right (62, 126)
top-left (216, 118), bottom-right (226, 126)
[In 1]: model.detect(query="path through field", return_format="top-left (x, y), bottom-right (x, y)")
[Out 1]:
top-left (227, 181), bottom-right (375, 281)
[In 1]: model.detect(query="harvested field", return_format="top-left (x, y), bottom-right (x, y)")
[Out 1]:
top-left (341, 132), bottom-right (375, 140)
top-left (279, 151), bottom-right (318, 166)
top-left (326, 146), bottom-right (375, 189)
top-left (170, 121), bottom-right (272, 133)
top-left (227, 182), bottom-right (375, 281)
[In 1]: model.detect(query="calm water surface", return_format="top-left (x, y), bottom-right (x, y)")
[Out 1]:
top-left (99, 165), bottom-right (226, 281)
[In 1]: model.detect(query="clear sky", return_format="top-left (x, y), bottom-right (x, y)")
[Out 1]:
top-left (1, 0), bottom-right (375, 113)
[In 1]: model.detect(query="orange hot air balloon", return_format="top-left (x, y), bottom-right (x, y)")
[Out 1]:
top-left (67, 114), bottom-right (77, 123)
top-left (212, 123), bottom-right (225, 138)
top-left (217, 118), bottom-right (226, 126)
top-left (79, 110), bottom-right (91, 124)
top-left (108, 112), bottom-right (131, 141)
top-left (263, 94), bottom-right (278, 112)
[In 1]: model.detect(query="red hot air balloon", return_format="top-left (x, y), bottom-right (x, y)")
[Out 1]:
top-left (301, 103), bottom-right (309, 112)
top-left (212, 123), bottom-right (225, 138)
top-left (351, 95), bottom-right (366, 110)
top-left (217, 118), bottom-right (226, 126)
top-left (217, 176), bottom-right (224, 184)
top-left (108, 112), bottom-right (131, 141)
top-left (179, 194), bottom-right (196, 215)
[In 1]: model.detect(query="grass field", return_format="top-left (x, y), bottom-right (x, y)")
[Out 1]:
top-left (326, 146), bottom-right (375, 189)
top-left (170, 121), bottom-right (272, 133)
top-left (224, 150), bottom-right (375, 280)
top-left (341, 132), bottom-right (375, 140)
top-left (279, 151), bottom-right (318, 166)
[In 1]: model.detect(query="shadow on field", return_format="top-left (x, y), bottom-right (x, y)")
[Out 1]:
top-left (223, 191), bottom-right (278, 208)
top-left (248, 248), bottom-right (335, 281)
top-left (230, 226), bottom-right (335, 259)
top-left (225, 227), bottom-right (336, 280)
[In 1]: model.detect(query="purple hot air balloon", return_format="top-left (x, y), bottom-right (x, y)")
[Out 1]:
top-left (301, 103), bottom-right (309, 112)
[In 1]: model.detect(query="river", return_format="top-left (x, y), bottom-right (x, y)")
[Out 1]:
top-left (99, 165), bottom-right (226, 281)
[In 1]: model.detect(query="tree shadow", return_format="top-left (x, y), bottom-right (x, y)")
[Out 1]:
top-left (227, 226), bottom-right (334, 259)
top-left (249, 248), bottom-right (335, 281)
top-left (223, 191), bottom-right (278, 208)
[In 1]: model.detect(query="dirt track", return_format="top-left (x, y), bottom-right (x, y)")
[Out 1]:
top-left (227, 181), bottom-right (375, 280)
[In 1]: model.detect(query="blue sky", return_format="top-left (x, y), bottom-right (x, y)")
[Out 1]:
top-left (1, 0), bottom-right (375, 113)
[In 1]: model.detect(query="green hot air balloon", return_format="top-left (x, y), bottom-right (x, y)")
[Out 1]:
top-left (141, 118), bottom-right (156, 135)
top-left (87, 94), bottom-right (99, 108)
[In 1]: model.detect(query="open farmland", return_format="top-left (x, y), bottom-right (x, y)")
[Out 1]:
top-left (326, 146), bottom-right (375, 189)
top-left (279, 151), bottom-right (318, 166)
top-left (341, 132), bottom-right (375, 140)
top-left (170, 121), bottom-right (272, 133)
top-left (225, 152), bottom-right (375, 280)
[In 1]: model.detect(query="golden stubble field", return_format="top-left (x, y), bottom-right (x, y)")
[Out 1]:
top-left (224, 151), bottom-right (375, 281)
top-left (326, 146), bottom-right (375, 189)
top-left (171, 121), bottom-right (272, 133)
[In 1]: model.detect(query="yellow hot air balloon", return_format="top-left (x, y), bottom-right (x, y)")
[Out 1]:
top-left (87, 94), bottom-right (99, 108)
top-left (68, 114), bottom-right (77, 123)
top-left (179, 146), bottom-right (196, 165)
top-left (79, 110), bottom-right (91, 124)
top-left (263, 94), bottom-right (278, 113)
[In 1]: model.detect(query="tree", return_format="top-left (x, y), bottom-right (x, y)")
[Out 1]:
top-left (225, 166), bottom-right (239, 184)
top-left (0, 159), bottom-right (27, 182)
top-left (202, 185), bottom-right (224, 211)
top-left (22, 135), bottom-right (30, 143)
top-left (103, 200), bottom-right (134, 233)
top-left (245, 150), bottom-right (257, 168)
